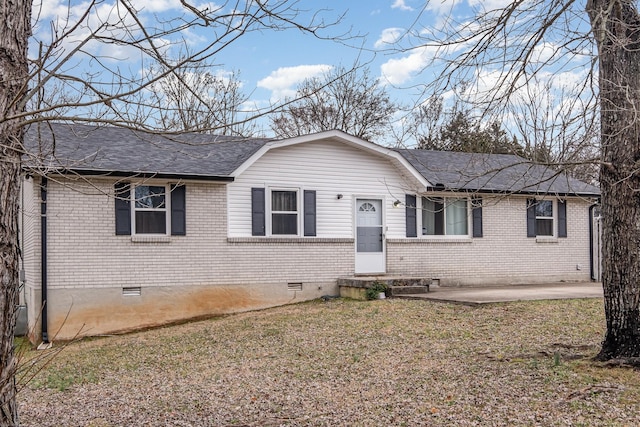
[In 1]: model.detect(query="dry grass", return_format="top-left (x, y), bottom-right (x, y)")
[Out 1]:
top-left (16, 298), bottom-right (640, 426)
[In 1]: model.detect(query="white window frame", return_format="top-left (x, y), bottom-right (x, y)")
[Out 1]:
top-left (420, 196), bottom-right (471, 238)
top-left (534, 199), bottom-right (556, 238)
top-left (268, 187), bottom-right (301, 236)
top-left (131, 183), bottom-right (171, 236)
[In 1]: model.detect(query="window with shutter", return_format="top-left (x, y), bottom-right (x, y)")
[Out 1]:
top-left (252, 187), bottom-right (317, 237)
top-left (115, 182), bottom-right (186, 237)
top-left (405, 194), bottom-right (417, 238)
top-left (527, 198), bottom-right (565, 238)
top-left (422, 196), bottom-right (469, 236)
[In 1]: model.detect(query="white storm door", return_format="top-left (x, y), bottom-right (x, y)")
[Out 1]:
top-left (355, 198), bottom-right (385, 274)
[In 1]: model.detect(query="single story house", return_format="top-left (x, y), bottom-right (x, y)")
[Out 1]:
top-left (19, 123), bottom-right (600, 343)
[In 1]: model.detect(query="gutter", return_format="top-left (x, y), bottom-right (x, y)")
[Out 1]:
top-left (421, 186), bottom-right (601, 199)
top-left (40, 177), bottom-right (49, 345)
top-left (25, 168), bottom-right (236, 183)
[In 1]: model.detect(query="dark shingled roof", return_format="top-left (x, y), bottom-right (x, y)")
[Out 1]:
top-left (396, 149), bottom-right (600, 196)
top-left (23, 123), bottom-right (600, 196)
top-left (23, 123), bottom-right (271, 179)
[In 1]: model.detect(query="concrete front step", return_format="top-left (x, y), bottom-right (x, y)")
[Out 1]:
top-left (337, 276), bottom-right (431, 300)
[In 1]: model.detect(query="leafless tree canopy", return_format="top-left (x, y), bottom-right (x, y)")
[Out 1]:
top-left (150, 62), bottom-right (257, 137)
top-left (23, 0), bottom-right (347, 131)
top-left (392, 0), bottom-right (598, 173)
top-left (270, 65), bottom-right (397, 141)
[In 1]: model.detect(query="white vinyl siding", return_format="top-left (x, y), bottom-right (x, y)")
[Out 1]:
top-left (227, 140), bottom-right (420, 238)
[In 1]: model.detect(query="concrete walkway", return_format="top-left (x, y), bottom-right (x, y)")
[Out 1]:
top-left (400, 282), bottom-right (603, 305)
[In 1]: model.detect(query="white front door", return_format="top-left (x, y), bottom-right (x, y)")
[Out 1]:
top-left (355, 198), bottom-right (385, 274)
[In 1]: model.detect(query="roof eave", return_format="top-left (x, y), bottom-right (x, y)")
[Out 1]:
top-left (23, 167), bottom-right (235, 183)
top-left (422, 186), bottom-right (600, 198)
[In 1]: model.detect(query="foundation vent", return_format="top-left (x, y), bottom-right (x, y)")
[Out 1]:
top-left (122, 287), bottom-right (142, 296)
top-left (287, 282), bottom-right (303, 291)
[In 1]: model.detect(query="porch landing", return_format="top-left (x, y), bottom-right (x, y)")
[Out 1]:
top-left (338, 276), bottom-right (431, 300)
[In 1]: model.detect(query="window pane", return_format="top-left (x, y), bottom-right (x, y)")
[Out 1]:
top-left (272, 213), bottom-right (297, 235)
top-left (272, 191), bottom-right (297, 212)
top-left (422, 197), bottom-right (444, 235)
top-left (135, 211), bottom-right (166, 234)
top-left (535, 200), bottom-right (553, 218)
top-left (446, 199), bottom-right (468, 235)
top-left (135, 185), bottom-right (166, 209)
top-left (536, 218), bottom-right (553, 236)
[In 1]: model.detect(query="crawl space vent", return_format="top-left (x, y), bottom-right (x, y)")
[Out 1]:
top-left (287, 282), bottom-right (303, 291)
top-left (122, 287), bottom-right (142, 296)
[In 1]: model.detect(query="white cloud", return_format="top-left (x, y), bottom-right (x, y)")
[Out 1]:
top-left (380, 45), bottom-right (439, 85)
top-left (129, 0), bottom-right (183, 13)
top-left (425, 0), bottom-right (462, 14)
top-left (374, 28), bottom-right (404, 49)
top-left (531, 42), bottom-right (559, 65)
top-left (257, 64), bottom-right (333, 101)
top-left (467, 0), bottom-right (513, 11)
top-left (391, 0), bottom-right (413, 12)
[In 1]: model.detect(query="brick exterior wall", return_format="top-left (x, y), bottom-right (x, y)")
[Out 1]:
top-left (21, 175), bottom-right (596, 342)
top-left (23, 177), bottom-right (354, 341)
top-left (387, 196), bottom-right (593, 286)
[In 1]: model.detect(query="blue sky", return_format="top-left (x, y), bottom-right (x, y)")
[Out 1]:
top-left (31, 0), bottom-right (453, 109)
top-left (30, 0), bottom-right (594, 144)
top-left (225, 0), bottom-right (433, 103)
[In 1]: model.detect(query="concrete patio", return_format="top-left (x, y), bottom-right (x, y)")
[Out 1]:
top-left (398, 282), bottom-right (603, 305)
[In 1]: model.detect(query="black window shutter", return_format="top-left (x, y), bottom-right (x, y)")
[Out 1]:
top-left (526, 199), bottom-right (536, 237)
top-left (251, 188), bottom-right (266, 236)
top-left (434, 198), bottom-right (445, 235)
top-left (472, 197), bottom-right (483, 238)
top-left (303, 190), bottom-right (317, 236)
top-left (114, 182), bottom-right (131, 235)
top-left (558, 200), bottom-right (567, 238)
top-left (405, 194), bottom-right (417, 237)
top-left (171, 184), bottom-right (186, 236)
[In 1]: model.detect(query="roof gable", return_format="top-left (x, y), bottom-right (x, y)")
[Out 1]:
top-left (231, 130), bottom-right (430, 187)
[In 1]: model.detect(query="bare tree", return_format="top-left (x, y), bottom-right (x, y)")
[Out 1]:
top-left (396, 0), bottom-right (637, 361)
top-left (510, 75), bottom-right (600, 183)
top-left (403, 95), bottom-right (443, 149)
top-left (150, 62), bottom-right (258, 137)
top-left (0, 1), bottom-right (348, 424)
top-left (588, 0), bottom-right (640, 361)
top-left (0, 0), bottom-right (30, 422)
top-left (270, 65), bottom-right (397, 141)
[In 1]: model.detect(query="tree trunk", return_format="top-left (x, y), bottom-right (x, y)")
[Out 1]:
top-left (587, 0), bottom-right (640, 360)
top-left (0, 0), bottom-right (31, 424)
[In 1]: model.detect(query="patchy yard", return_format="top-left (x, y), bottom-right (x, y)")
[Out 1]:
top-left (16, 298), bottom-right (640, 426)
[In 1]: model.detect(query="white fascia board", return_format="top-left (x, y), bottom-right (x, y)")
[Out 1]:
top-left (230, 130), bottom-right (432, 187)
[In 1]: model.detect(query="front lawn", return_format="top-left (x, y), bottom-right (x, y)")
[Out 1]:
top-left (17, 298), bottom-right (640, 426)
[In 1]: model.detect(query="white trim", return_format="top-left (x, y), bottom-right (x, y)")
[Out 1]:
top-left (267, 186), bottom-right (301, 237)
top-left (534, 199), bottom-right (556, 238)
top-left (231, 130), bottom-right (431, 188)
top-left (419, 195), bottom-right (472, 239)
top-left (130, 183), bottom-right (171, 236)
